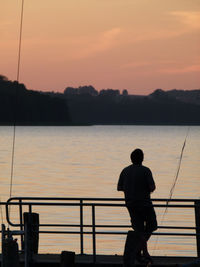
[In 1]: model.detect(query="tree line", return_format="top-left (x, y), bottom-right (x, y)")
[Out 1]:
top-left (1, 74), bottom-right (200, 125)
top-left (62, 87), bottom-right (200, 125)
top-left (0, 75), bottom-right (71, 125)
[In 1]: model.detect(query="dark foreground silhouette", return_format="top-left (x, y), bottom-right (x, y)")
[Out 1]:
top-left (118, 149), bottom-right (157, 265)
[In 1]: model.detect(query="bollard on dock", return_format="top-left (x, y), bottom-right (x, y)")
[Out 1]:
top-left (60, 251), bottom-right (75, 267)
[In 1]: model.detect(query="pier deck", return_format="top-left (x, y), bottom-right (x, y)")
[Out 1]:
top-left (37, 254), bottom-right (198, 266)
top-left (0, 254), bottom-right (198, 266)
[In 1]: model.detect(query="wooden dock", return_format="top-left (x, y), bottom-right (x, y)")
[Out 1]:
top-left (0, 254), bottom-right (198, 266)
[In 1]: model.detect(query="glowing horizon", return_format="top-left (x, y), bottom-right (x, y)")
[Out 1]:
top-left (1, 0), bottom-right (200, 94)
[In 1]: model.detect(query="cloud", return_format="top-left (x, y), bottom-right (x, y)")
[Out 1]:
top-left (124, 11), bottom-right (200, 45)
top-left (73, 27), bottom-right (122, 59)
top-left (122, 27), bottom-right (185, 47)
top-left (120, 60), bottom-right (179, 70)
top-left (12, 27), bottom-right (122, 61)
top-left (0, 21), bottom-right (15, 38)
top-left (170, 11), bottom-right (200, 30)
top-left (0, 21), bottom-right (11, 29)
top-left (120, 60), bottom-right (200, 77)
top-left (159, 64), bottom-right (200, 74)
top-left (120, 61), bottom-right (152, 69)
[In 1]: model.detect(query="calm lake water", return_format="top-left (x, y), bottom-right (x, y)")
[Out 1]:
top-left (0, 125), bottom-right (199, 256)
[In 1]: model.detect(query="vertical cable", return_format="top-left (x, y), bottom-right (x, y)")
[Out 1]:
top-left (9, 0), bottom-right (25, 200)
top-left (16, 0), bottom-right (25, 83)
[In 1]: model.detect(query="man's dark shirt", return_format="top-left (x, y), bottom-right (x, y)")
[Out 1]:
top-left (117, 164), bottom-right (155, 206)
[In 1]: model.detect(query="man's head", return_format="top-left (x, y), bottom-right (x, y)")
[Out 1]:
top-left (130, 149), bottom-right (144, 165)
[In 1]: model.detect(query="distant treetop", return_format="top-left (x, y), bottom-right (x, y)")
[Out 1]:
top-left (0, 75), bottom-right (9, 81)
top-left (64, 85), bottom-right (98, 96)
top-left (64, 85), bottom-right (129, 97)
top-left (99, 89), bottom-right (120, 97)
top-left (122, 89), bottom-right (128, 96)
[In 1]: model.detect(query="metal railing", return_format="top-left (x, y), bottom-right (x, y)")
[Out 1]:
top-left (1, 197), bottom-right (200, 261)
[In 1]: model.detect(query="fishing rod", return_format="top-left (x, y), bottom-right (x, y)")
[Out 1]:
top-left (160, 127), bottom-right (190, 219)
top-left (152, 126), bottom-right (190, 254)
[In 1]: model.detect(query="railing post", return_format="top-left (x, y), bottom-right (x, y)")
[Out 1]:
top-left (1, 224), bottom-right (5, 267)
top-left (24, 212), bottom-right (32, 267)
top-left (29, 204), bottom-right (32, 213)
top-left (92, 205), bottom-right (96, 263)
top-left (19, 199), bottom-right (24, 251)
top-left (80, 200), bottom-right (84, 254)
top-left (195, 200), bottom-right (200, 258)
top-left (24, 212), bottom-right (39, 267)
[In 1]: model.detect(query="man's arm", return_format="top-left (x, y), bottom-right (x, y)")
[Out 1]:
top-left (146, 168), bottom-right (156, 193)
top-left (117, 170), bottom-right (125, 191)
top-left (149, 182), bottom-right (156, 193)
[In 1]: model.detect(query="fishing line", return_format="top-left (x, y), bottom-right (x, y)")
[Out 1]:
top-left (152, 126), bottom-right (190, 255)
top-left (163, 127), bottom-right (190, 213)
top-left (9, 0), bottom-right (25, 204)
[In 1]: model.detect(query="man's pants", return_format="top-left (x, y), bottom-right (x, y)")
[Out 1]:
top-left (127, 204), bottom-right (157, 240)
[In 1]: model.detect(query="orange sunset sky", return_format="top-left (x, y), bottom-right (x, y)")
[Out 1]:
top-left (1, 0), bottom-right (200, 94)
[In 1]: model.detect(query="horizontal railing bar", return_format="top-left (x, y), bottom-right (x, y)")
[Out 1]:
top-left (3, 223), bottom-right (196, 230)
top-left (1, 202), bottom-right (196, 208)
top-left (1, 229), bottom-right (199, 237)
top-left (38, 230), bottom-right (198, 236)
top-left (7, 197), bottom-right (197, 202)
top-left (35, 224), bottom-right (197, 230)
top-left (1, 224), bottom-right (196, 230)
top-left (0, 230), bottom-right (24, 235)
top-left (158, 226), bottom-right (196, 230)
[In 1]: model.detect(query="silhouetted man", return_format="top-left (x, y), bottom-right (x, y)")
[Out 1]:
top-left (117, 148), bottom-right (157, 263)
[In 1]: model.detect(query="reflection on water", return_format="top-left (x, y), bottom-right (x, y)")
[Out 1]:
top-left (0, 126), bottom-right (199, 256)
